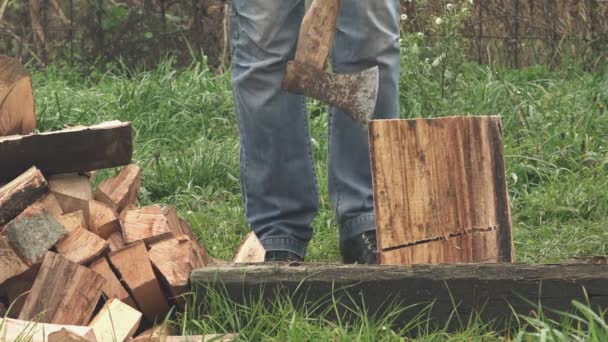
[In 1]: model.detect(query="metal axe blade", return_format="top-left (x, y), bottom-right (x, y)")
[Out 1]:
top-left (283, 61), bottom-right (379, 127)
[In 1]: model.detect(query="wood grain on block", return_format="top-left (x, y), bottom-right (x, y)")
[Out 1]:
top-left (122, 205), bottom-right (173, 244)
top-left (6, 203), bottom-right (67, 264)
top-left (379, 230), bottom-right (498, 265)
top-left (49, 173), bottom-right (92, 217)
top-left (0, 166), bottom-right (48, 226)
top-left (108, 241), bottom-right (170, 322)
top-left (39, 193), bottom-right (64, 216)
top-left (89, 257), bottom-right (136, 308)
top-left (107, 231), bottom-right (126, 252)
top-left (94, 164), bottom-right (142, 212)
top-left (19, 252), bottom-right (104, 325)
top-left (0, 55), bottom-right (37, 137)
top-left (55, 228), bottom-right (109, 264)
top-left (149, 235), bottom-right (208, 303)
top-left (0, 121), bottom-right (133, 182)
top-left (233, 232), bottom-right (265, 263)
top-left (48, 328), bottom-right (96, 342)
top-left (162, 205), bottom-right (182, 236)
top-left (56, 210), bottom-right (87, 233)
top-left (89, 200), bottom-right (121, 239)
top-left (0, 318), bottom-right (96, 342)
top-left (0, 233), bottom-right (30, 284)
top-left (369, 117), bottom-right (513, 263)
top-left (118, 203), bottom-right (137, 224)
top-left (1, 267), bottom-right (38, 318)
top-left (89, 298), bottom-right (142, 342)
top-left (191, 263), bottom-right (608, 328)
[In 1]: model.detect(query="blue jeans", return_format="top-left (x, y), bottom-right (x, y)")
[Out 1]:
top-left (229, 0), bottom-right (400, 258)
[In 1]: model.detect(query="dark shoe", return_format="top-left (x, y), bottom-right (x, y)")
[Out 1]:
top-left (340, 231), bottom-right (378, 264)
top-left (264, 251), bottom-right (304, 262)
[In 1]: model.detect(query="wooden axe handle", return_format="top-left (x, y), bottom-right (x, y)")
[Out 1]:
top-left (294, 0), bottom-right (341, 70)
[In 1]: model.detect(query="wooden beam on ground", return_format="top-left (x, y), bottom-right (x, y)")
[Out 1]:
top-left (149, 235), bottom-right (207, 305)
top-left (89, 257), bottom-right (137, 309)
top-left (94, 164), bottom-right (142, 212)
top-left (0, 55), bottom-right (37, 137)
top-left (5, 203), bottom-right (67, 264)
top-left (233, 232), bottom-right (265, 263)
top-left (108, 241), bottom-right (170, 323)
top-left (0, 166), bottom-right (48, 226)
top-left (89, 298), bottom-right (142, 342)
top-left (55, 227), bottom-right (108, 264)
top-left (0, 121), bottom-right (133, 182)
top-left (0, 318), bottom-right (96, 342)
top-left (191, 263), bottom-right (608, 329)
top-left (89, 200), bottom-right (121, 239)
top-left (369, 116), bottom-right (513, 264)
top-left (19, 252), bottom-right (104, 325)
top-left (122, 205), bottom-right (173, 245)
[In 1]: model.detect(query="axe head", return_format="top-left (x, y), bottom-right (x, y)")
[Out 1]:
top-left (283, 61), bottom-right (379, 127)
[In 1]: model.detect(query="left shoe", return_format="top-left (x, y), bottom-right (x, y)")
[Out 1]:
top-left (339, 231), bottom-right (378, 264)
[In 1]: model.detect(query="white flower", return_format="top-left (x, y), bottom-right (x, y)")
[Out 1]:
top-left (417, 32), bottom-right (424, 38)
top-left (401, 14), bottom-right (408, 21)
top-left (435, 17), bottom-right (443, 25)
top-left (399, 38), bottom-right (404, 45)
top-left (446, 3), bottom-right (454, 10)
top-left (468, 0), bottom-right (474, 4)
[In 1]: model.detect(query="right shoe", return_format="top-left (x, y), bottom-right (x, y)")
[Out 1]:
top-left (264, 250), bottom-right (304, 263)
top-left (339, 231), bottom-right (379, 264)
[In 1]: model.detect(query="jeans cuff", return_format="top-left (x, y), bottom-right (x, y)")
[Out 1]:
top-left (339, 213), bottom-right (376, 241)
top-left (259, 236), bottom-right (308, 259)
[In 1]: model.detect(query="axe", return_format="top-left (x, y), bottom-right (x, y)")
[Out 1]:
top-left (282, 0), bottom-right (379, 126)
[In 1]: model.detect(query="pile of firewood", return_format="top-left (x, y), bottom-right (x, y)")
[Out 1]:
top-left (0, 56), bottom-right (236, 342)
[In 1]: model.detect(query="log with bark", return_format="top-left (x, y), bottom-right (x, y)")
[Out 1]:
top-left (0, 166), bottom-right (48, 226)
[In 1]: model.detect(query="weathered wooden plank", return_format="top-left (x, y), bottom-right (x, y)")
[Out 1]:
top-left (191, 263), bottom-right (608, 328)
top-left (89, 298), bottom-right (142, 342)
top-left (94, 164), bottom-right (142, 212)
top-left (369, 117), bottom-right (513, 263)
top-left (0, 55), bottom-right (37, 137)
top-left (0, 318), bottom-right (96, 342)
top-left (0, 166), bottom-right (48, 226)
top-left (0, 121), bottom-right (132, 182)
top-left (19, 252), bottom-right (104, 325)
top-left (108, 241), bottom-right (170, 323)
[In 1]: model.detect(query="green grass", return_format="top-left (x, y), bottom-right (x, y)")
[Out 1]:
top-left (31, 60), bottom-right (608, 263)
top-left (28, 57), bottom-right (608, 339)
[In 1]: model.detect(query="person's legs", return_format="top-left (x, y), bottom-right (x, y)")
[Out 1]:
top-left (229, 0), bottom-right (316, 259)
top-left (329, 1), bottom-right (401, 249)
